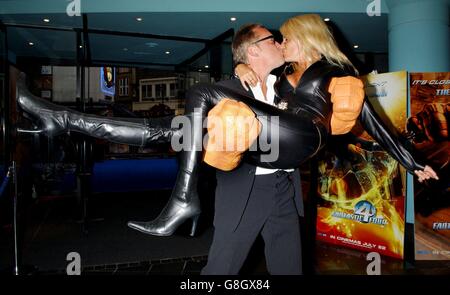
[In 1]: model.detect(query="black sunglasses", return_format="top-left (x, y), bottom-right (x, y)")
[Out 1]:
top-left (251, 35), bottom-right (275, 45)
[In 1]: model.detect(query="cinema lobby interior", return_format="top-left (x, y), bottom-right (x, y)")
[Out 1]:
top-left (0, 0), bottom-right (449, 277)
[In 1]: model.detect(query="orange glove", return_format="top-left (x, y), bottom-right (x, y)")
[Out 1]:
top-left (328, 76), bottom-right (365, 135)
top-left (203, 98), bottom-right (261, 171)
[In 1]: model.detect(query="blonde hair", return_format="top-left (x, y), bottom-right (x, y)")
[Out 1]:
top-left (280, 14), bottom-right (357, 74)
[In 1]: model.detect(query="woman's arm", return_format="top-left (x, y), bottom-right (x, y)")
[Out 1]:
top-left (358, 100), bottom-right (438, 182)
top-left (235, 64), bottom-right (260, 91)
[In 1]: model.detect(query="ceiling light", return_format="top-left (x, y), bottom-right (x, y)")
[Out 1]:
top-left (198, 69), bottom-right (202, 72)
top-left (353, 45), bottom-right (359, 49)
top-left (43, 18), bottom-right (50, 23)
top-left (28, 42), bottom-right (34, 46)
top-left (324, 18), bottom-right (330, 22)
top-left (79, 45), bottom-right (83, 48)
top-left (230, 17), bottom-right (237, 22)
top-left (165, 51), bottom-right (170, 54)
top-left (136, 17), bottom-right (143, 22)
top-left (123, 48), bottom-right (128, 51)
top-left (204, 65), bottom-right (209, 68)
top-left (145, 42), bottom-right (158, 48)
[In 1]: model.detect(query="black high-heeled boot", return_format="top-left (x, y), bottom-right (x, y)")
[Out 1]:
top-left (125, 83), bottom-right (252, 237)
top-left (16, 72), bottom-right (204, 237)
top-left (16, 73), bottom-right (178, 146)
top-left (127, 111), bottom-right (203, 236)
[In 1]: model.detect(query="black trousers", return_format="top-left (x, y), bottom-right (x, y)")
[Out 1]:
top-left (201, 171), bottom-right (302, 275)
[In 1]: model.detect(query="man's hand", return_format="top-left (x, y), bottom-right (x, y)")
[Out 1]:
top-left (328, 76), bottom-right (365, 135)
top-left (407, 103), bottom-right (449, 143)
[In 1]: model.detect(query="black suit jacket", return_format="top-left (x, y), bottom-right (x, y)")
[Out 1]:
top-left (213, 79), bottom-right (304, 232)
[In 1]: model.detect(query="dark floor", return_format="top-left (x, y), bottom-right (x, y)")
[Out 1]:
top-left (1, 189), bottom-right (450, 275)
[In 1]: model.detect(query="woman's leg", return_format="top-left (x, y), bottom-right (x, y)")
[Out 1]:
top-left (126, 83), bottom-right (324, 236)
top-left (127, 85), bottom-right (217, 236)
top-left (17, 76), bottom-right (323, 236)
top-left (17, 73), bottom-right (202, 236)
top-left (16, 74), bottom-right (179, 146)
top-left (127, 111), bottom-right (204, 236)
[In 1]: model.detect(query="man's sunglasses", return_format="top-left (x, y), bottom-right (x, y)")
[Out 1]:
top-left (251, 35), bottom-right (275, 45)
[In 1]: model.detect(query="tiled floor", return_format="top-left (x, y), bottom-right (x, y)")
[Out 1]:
top-left (20, 238), bottom-right (450, 276)
top-left (30, 245), bottom-right (450, 275)
top-left (1, 189), bottom-right (450, 276)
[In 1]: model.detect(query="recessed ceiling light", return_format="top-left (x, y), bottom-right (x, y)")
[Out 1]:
top-left (198, 69), bottom-right (202, 72)
top-left (136, 17), bottom-right (143, 22)
top-left (28, 42), bottom-right (34, 46)
top-left (79, 45), bottom-right (83, 48)
top-left (204, 65), bottom-right (209, 68)
top-left (353, 45), bottom-right (359, 49)
top-left (165, 51), bottom-right (170, 54)
top-left (230, 17), bottom-right (237, 22)
top-left (145, 42), bottom-right (158, 48)
top-left (324, 18), bottom-right (330, 22)
top-left (43, 18), bottom-right (50, 23)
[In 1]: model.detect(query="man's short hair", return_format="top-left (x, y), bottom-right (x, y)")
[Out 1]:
top-left (232, 23), bottom-right (266, 65)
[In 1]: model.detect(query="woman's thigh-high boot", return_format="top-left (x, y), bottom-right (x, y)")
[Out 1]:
top-left (17, 73), bottom-right (205, 237)
top-left (126, 84), bottom-right (217, 237)
top-left (127, 110), bottom-right (204, 236)
top-left (16, 73), bottom-right (178, 145)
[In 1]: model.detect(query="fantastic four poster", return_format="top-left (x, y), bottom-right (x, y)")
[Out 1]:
top-left (410, 72), bottom-right (450, 260)
top-left (316, 71), bottom-right (408, 259)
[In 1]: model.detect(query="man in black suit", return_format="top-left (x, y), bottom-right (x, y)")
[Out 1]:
top-left (201, 24), bottom-right (304, 275)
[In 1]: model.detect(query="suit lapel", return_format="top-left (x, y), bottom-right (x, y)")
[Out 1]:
top-left (218, 79), bottom-right (256, 99)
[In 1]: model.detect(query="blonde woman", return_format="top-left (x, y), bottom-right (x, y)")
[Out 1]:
top-left (235, 14), bottom-right (437, 182)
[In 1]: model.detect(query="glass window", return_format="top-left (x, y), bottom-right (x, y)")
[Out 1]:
top-left (169, 83), bottom-right (176, 97)
top-left (155, 83), bottom-right (166, 98)
top-left (142, 84), bottom-right (153, 99)
top-left (123, 79), bottom-right (126, 96)
top-left (119, 77), bottom-right (129, 96)
top-left (118, 67), bottom-right (130, 73)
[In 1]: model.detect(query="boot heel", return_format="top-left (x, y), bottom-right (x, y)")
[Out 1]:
top-left (190, 214), bottom-right (200, 237)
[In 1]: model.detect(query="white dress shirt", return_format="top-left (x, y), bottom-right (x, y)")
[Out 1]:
top-left (249, 74), bottom-right (294, 175)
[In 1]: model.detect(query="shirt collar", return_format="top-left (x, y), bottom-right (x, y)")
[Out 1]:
top-left (250, 74), bottom-right (277, 105)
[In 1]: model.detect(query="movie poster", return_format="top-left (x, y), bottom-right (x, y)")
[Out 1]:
top-left (100, 66), bottom-right (115, 97)
top-left (316, 71), bottom-right (408, 259)
top-left (411, 72), bottom-right (450, 260)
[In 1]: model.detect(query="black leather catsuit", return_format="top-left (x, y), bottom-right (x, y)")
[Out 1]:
top-left (130, 59), bottom-right (423, 237)
top-left (184, 59), bottom-right (424, 172)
